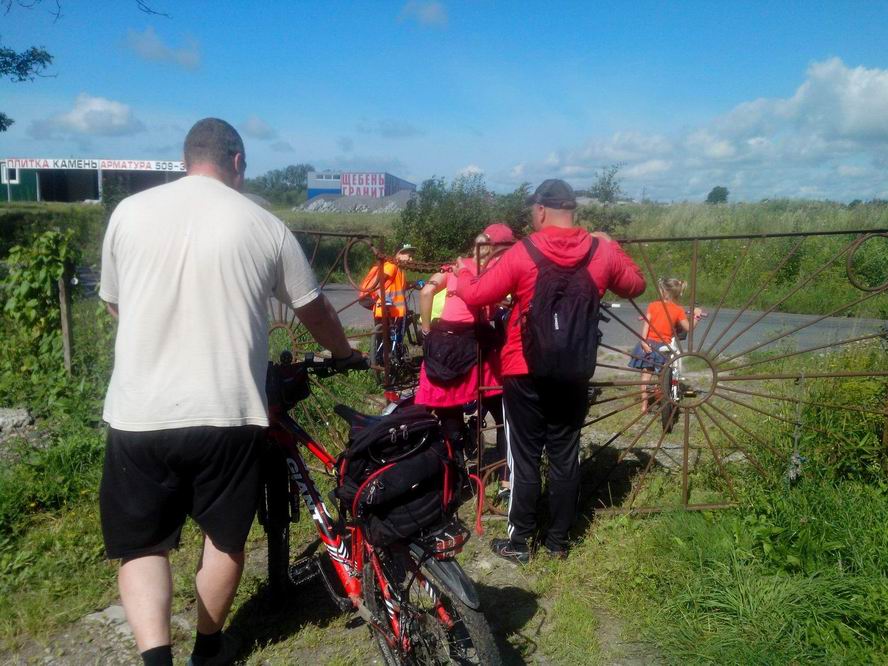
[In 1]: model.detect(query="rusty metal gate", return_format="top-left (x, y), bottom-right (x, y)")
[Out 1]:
top-left (469, 229), bottom-right (888, 517)
top-left (270, 227), bottom-right (888, 516)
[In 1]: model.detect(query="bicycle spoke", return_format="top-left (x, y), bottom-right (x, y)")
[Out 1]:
top-left (605, 302), bottom-right (657, 347)
top-left (626, 407), bottom-right (675, 509)
top-left (711, 389), bottom-right (842, 441)
top-left (718, 369), bottom-right (888, 382)
top-left (720, 383), bottom-right (888, 417)
top-left (719, 332), bottom-right (887, 373)
top-left (695, 239), bottom-right (755, 352)
top-left (590, 410), bottom-right (662, 504)
top-left (702, 237), bottom-right (806, 357)
top-left (680, 408), bottom-right (690, 506)
top-left (697, 405), bottom-right (768, 476)
top-left (687, 240), bottom-right (698, 352)
top-left (709, 235), bottom-right (861, 359)
top-left (692, 408), bottom-right (738, 502)
top-left (703, 400), bottom-right (783, 459)
top-left (584, 395), bottom-right (648, 427)
top-left (716, 288), bottom-right (887, 366)
top-left (590, 389), bottom-right (647, 408)
top-left (599, 342), bottom-right (646, 362)
top-left (596, 362), bottom-right (648, 375)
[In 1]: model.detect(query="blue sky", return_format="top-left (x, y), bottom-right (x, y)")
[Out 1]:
top-left (3, 0), bottom-right (888, 201)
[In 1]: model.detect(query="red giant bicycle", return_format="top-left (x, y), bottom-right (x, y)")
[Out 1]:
top-left (258, 351), bottom-right (500, 665)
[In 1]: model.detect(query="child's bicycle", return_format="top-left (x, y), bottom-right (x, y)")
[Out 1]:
top-left (259, 351), bottom-right (501, 665)
top-left (651, 339), bottom-right (691, 433)
top-left (650, 309), bottom-right (707, 433)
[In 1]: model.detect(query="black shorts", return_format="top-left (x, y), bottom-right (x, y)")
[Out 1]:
top-left (99, 425), bottom-right (263, 560)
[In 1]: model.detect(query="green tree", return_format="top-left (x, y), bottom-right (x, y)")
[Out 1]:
top-left (705, 186), bottom-right (729, 204)
top-left (394, 175), bottom-right (529, 261)
top-left (588, 163), bottom-right (624, 204)
top-left (245, 163), bottom-right (314, 206)
top-left (1, 42), bottom-right (53, 131)
top-left (491, 182), bottom-right (531, 235)
top-left (1, 1), bottom-right (167, 131)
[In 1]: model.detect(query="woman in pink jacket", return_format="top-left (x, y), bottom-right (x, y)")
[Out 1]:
top-left (416, 223), bottom-right (514, 500)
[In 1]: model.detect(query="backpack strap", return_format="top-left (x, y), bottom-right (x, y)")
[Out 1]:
top-left (521, 237), bottom-right (548, 267)
top-left (581, 237), bottom-right (600, 269)
top-left (523, 236), bottom-right (600, 271)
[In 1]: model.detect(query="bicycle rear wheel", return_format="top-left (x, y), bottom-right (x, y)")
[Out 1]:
top-left (363, 549), bottom-right (500, 665)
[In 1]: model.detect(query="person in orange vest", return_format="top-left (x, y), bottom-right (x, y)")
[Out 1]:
top-left (359, 244), bottom-right (416, 364)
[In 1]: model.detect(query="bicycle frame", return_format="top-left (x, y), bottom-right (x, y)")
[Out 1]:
top-left (264, 400), bottom-right (458, 651)
top-left (266, 409), bottom-right (364, 599)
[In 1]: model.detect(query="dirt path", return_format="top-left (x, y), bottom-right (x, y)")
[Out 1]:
top-left (6, 522), bottom-right (661, 665)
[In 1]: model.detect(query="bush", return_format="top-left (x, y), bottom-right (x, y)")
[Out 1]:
top-left (0, 203), bottom-right (104, 266)
top-left (577, 205), bottom-right (633, 235)
top-left (393, 175), bottom-right (530, 262)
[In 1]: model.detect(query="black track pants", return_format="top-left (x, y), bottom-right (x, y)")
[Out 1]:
top-left (503, 376), bottom-right (588, 551)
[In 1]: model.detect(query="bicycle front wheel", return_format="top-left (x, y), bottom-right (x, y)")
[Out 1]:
top-left (363, 549), bottom-right (500, 665)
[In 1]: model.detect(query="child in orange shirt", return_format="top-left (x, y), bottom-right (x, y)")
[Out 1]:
top-left (628, 278), bottom-right (693, 413)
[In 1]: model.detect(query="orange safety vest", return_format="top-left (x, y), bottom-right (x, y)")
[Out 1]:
top-left (359, 261), bottom-right (407, 319)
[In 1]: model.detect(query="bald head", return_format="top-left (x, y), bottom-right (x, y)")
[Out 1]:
top-left (183, 118), bottom-right (246, 190)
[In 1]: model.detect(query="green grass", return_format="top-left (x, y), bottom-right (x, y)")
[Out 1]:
top-left (0, 501), bottom-right (116, 647)
top-left (559, 482), bottom-right (888, 664)
top-left (277, 209), bottom-right (397, 238)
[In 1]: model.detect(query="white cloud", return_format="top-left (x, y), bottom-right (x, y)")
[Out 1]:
top-left (399, 1), bottom-right (448, 27)
top-left (515, 58), bottom-right (888, 201)
top-left (241, 115), bottom-right (277, 140)
top-left (624, 159), bottom-right (672, 178)
top-left (125, 26), bottom-right (200, 70)
top-left (28, 93), bottom-right (145, 139)
top-left (457, 164), bottom-right (484, 177)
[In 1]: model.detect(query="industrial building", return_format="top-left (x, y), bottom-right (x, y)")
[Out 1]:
top-left (307, 170), bottom-right (415, 200)
top-left (1, 157), bottom-right (186, 202)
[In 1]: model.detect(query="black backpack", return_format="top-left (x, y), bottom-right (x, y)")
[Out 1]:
top-left (520, 236), bottom-right (602, 382)
top-left (334, 405), bottom-right (462, 546)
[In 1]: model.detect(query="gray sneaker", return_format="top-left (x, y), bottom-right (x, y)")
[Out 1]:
top-left (490, 538), bottom-right (531, 565)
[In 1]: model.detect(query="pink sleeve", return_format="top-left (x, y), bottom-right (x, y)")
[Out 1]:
top-left (455, 245), bottom-right (519, 306)
top-left (605, 241), bottom-right (646, 298)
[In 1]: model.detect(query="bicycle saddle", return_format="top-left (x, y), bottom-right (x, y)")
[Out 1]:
top-left (333, 403), bottom-right (385, 429)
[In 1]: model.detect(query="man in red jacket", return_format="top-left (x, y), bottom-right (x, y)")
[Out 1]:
top-left (456, 179), bottom-right (645, 563)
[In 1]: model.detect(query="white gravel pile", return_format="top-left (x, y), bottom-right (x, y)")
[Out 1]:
top-left (299, 189), bottom-right (415, 214)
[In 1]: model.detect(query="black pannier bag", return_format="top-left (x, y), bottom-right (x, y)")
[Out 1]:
top-left (334, 405), bottom-right (462, 546)
top-left (520, 237), bottom-right (602, 382)
top-left (421, 320), bottom-right (477, 384)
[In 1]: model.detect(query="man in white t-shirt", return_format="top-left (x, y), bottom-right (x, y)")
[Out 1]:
top-left (98, 118), bottom-right (361, 666)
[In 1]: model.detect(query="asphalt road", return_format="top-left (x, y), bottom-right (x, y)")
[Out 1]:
top-left (320, 285), bottom-right (886, 359)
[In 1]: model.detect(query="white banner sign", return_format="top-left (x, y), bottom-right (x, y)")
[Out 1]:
top-left (3, 157), bottom-right (186, 172)
top-left (341, 171), bottom-right (386, 198)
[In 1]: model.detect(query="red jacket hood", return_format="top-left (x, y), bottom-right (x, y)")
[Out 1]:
top-left (529, 226), bottom-right (594, 266)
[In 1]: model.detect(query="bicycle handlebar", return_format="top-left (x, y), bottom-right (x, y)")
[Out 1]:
top-left (278, 350), bottom-right (369, 375)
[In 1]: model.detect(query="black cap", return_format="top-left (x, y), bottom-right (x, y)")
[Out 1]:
top-left (525, 179), bottom-right (577, 210)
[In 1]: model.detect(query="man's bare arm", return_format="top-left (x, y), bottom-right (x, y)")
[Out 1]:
top-left (293, 294), bottom-right (353, 359)
top-left (105, 301), bottom-right (119, 319)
